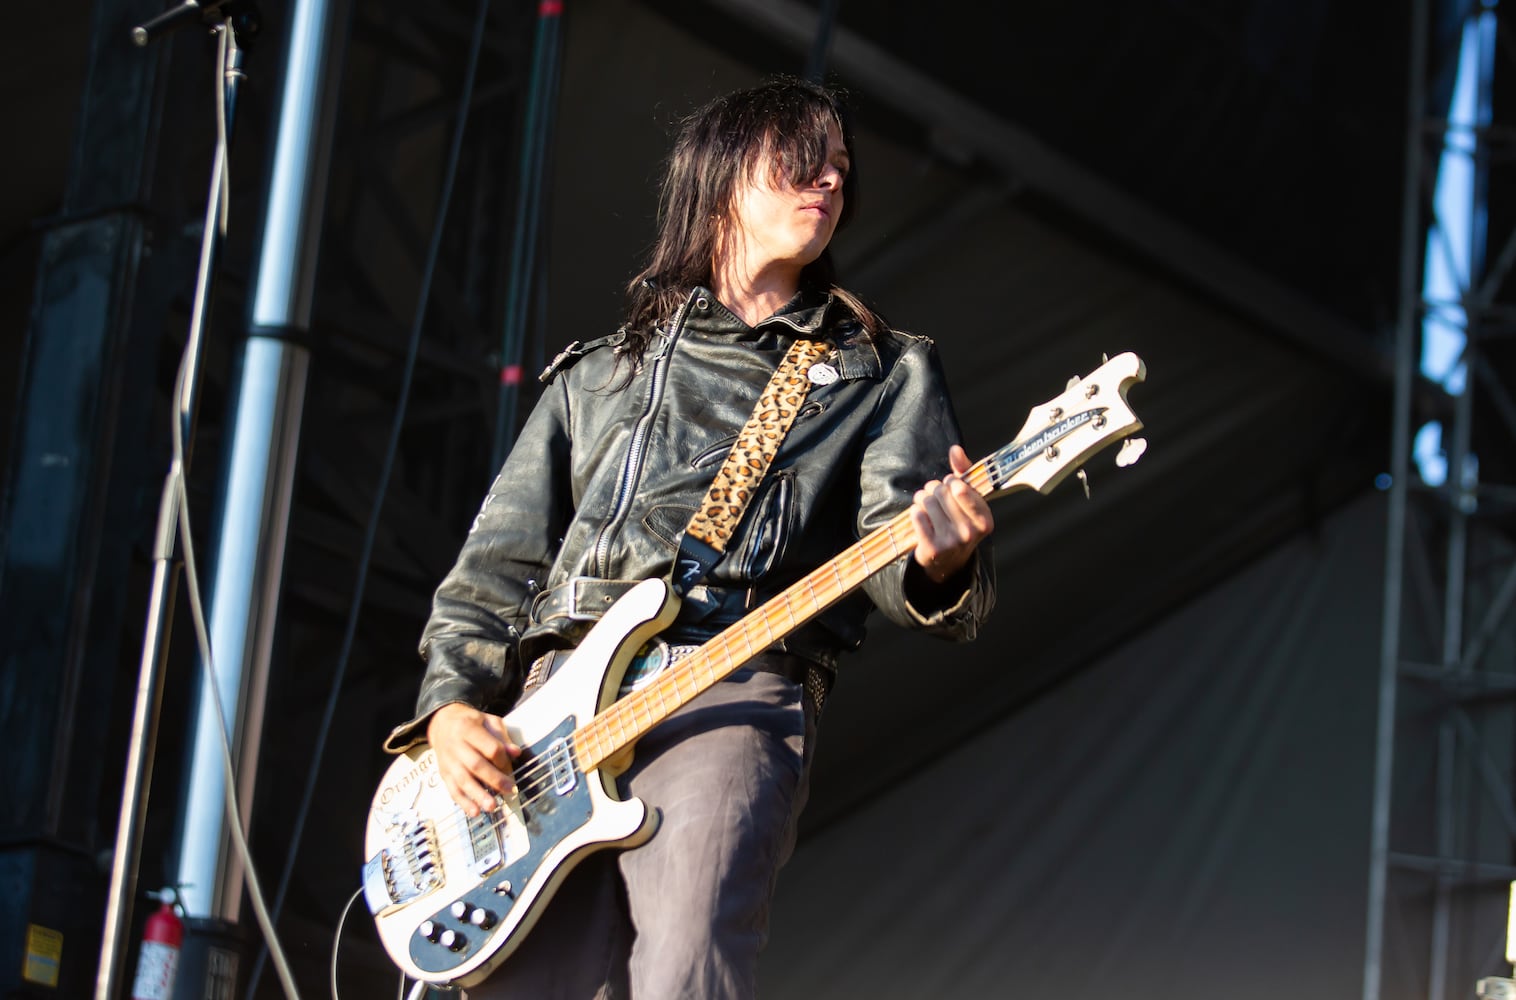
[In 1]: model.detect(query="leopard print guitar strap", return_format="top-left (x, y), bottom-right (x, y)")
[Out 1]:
top-left (669, 337), bottom-right (832, 597)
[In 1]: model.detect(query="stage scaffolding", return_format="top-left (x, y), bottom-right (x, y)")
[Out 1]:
top-left (1367, 1), bottom-right (1516, 998)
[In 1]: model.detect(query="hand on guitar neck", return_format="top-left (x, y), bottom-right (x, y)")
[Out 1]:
top-left (428, 703), bottom-right (521, 818)
top-left (908, 444), bottom-right (995, 585)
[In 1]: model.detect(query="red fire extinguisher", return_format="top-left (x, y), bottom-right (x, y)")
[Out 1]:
top-left (130, 888), bottom-right (184, 1000)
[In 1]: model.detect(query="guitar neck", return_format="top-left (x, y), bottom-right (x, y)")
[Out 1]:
top-left (572, 462), bottom-right (996, 771)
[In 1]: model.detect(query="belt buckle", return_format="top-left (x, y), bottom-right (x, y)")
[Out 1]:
top-left (617, 640), bottom-right (700, 697)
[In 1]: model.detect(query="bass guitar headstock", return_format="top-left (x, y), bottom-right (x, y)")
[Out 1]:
top-left (974, 351), bottom-right (1147, 501)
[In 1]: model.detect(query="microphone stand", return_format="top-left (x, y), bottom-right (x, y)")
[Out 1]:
top-left (95, 11), bottom-right (253, 999)
top-left (131, 0), bottom-right (251, 47)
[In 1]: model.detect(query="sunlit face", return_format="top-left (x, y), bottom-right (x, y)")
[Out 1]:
top-left (721, 121), bottom-right (851, 278)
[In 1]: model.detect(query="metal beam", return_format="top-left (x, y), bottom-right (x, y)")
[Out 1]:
top-left (703, 0), bottom-right (1391, 379)
top-left (1368, 3), bottom-right (1516, 997)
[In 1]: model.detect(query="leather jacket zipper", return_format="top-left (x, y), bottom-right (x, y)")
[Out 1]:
top-left (590, 295), bottom-right (694, 576)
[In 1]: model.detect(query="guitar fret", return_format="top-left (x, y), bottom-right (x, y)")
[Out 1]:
top-left (620, 711), bottom-right (641, 746)
top-left (706, 652), bottom-right (724, 682)
top-left (581, 729), bottom-right (603, 769)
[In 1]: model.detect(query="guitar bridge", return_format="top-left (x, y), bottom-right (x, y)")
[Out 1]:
top-left (362, 812), bottom-right (442, 914)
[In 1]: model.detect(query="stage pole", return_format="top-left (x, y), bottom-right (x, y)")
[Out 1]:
top-left (172, 0), bottom-right (338, 933)
top-left (1363, 0), bottom-right (1429, 996)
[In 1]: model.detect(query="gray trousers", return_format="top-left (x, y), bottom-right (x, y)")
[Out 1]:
top-left (464, 665), bottom-right (816, 1000)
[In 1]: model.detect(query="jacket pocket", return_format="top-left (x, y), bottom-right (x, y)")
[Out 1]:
top-left (735, 470), bottom-right (796, 580)
top-left (643, 503), bottom-right (696, 551)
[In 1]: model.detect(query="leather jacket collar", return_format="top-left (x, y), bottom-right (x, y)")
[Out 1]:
top-left (681, 286), bottom-right (833, 336)
top-left (680, 286), bottom-right (882, 379)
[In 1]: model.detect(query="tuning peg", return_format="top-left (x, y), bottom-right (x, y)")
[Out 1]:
top-left (1116, 438), bottom-right (1147, 468)
top-left (1076, 468), bottom-right (1090, 499)
top-left (1101, 352), bottom-right (1109, 364)
top-left (1066, 375), bottom-right (1081, 390)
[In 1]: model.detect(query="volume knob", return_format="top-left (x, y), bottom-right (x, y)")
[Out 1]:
top-left (439, 928), bottom-right (467, 952)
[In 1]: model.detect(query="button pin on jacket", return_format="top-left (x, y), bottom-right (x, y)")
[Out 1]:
top-left (808, 363), bottom-right (838, 386)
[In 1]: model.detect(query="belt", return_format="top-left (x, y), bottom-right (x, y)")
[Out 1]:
top-left (754, 651), bottom-right (833, 713)
top-left (719, 648), bottom-right (832, 712)
top-left (531, 577), bottom-right (753, 625)
top-left (655, 646), bottom-right (834, 713)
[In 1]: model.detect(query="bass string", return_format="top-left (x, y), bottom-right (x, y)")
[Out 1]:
top-left (388, 743), bottom-right (577, 864)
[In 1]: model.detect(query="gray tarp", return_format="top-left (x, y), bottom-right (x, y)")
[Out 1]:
top-left (764, 490), bottom-right (1386, 999)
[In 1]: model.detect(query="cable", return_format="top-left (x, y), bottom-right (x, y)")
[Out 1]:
top-left (328, 887), bottom-right (363, 1000)
top-left (803, 0), bottom-right (843, 82)
top-left (245, 0), bottom-right (493, 995)
top-left (492, 0), bottom-right (565, 468)
top-left (215, 21), bottom-right (235, 236)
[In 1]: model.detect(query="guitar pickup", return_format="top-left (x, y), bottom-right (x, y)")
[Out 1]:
top-left (548, 738), bottom-right (577, 796)
top-left (461, 807), bottom-right (503, 875)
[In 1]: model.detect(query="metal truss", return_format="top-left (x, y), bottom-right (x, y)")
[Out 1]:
top-left (290, 0), bottom-right (539, 624)
top-left (1367, 1), bottom-right (1516, 998)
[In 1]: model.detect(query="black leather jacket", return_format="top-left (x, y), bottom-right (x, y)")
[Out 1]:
top-left (385, 288), bottom-right (995, 751)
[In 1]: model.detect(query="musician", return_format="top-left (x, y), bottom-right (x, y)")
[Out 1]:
top-left (384, 77), bottom-right (995, 998)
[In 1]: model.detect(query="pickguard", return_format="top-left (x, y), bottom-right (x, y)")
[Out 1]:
top-left (407, 716), bottom-right (590, 974)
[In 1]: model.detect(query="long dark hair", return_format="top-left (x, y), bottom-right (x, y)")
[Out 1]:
top-left (620, 78), bottom-right (880, 362)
